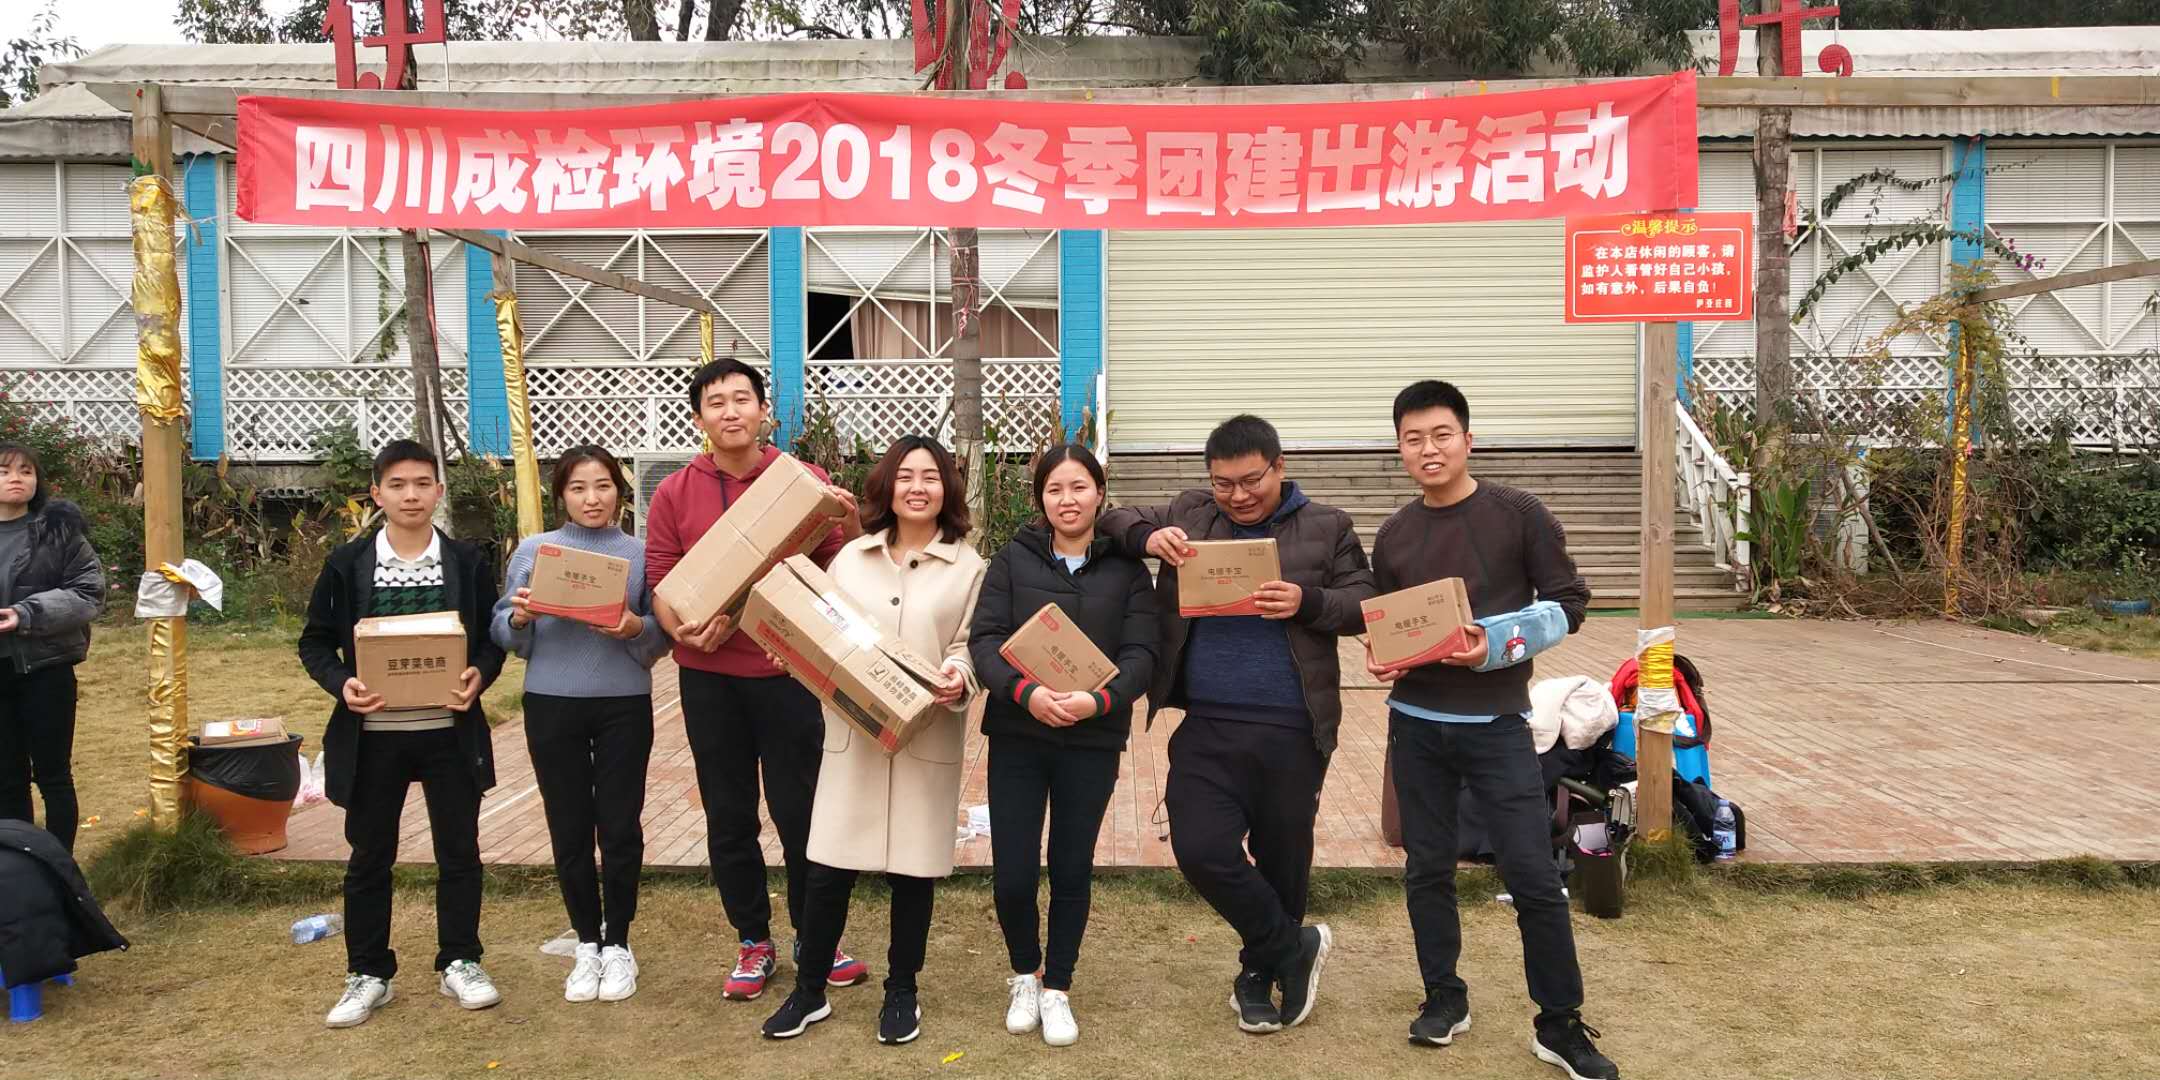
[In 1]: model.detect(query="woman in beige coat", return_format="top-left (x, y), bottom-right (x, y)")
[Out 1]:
top-left (761, 435), bottom-right (986, 1047)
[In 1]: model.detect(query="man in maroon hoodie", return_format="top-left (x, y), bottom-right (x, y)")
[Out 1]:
top-left (645, 358), bottom-right (869, 1001)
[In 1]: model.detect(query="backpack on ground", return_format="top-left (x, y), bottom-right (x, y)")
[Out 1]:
top-left (1671, 777), bottom-right (1746, 863)
top-left (1608, 653), bottom-right (1713, 750)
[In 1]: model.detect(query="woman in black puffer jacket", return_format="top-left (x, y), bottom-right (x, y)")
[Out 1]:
top-left (968, 443), bottom-right (1158, 1047)
top-left (0, 443), bottom-right (105, 851)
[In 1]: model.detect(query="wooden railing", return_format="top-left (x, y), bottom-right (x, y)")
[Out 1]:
top-left (1675, 402), bottom-right (1751, 593)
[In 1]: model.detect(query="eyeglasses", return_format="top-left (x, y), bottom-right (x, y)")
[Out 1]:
top-left (1399, 430), bottom-right (1465, 453)
top-left (1208, 466), bottom-right (1275, 497)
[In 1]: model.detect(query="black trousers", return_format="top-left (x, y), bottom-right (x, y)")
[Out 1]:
top-left (678, 668), bottom-right (823, 945)
top-left (793, 861), bottom-right (936, 997)
top-left (1389, 710), bottom-right (1584, 1020)
top-left (1163, 714), bottom-right (1326, 974)
top-left (524, 693), bottom-right (653, 948)
top-left (0, 664), bottom-right (78, 851)
top-left (343, 728), bottom-right (484, 980)
top-left (987, 735), bottom-right (1121, 991)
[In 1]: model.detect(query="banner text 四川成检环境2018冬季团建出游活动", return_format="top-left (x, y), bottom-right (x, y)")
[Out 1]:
top-left (236, 74), bottom-right (1700, 231)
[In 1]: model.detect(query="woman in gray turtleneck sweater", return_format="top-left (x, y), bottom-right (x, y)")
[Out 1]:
top-left (492, 445), bottom-right (668, 1005)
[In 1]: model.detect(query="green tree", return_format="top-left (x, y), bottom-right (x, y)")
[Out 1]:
top-left (1, 0), bottom-right (82, 106)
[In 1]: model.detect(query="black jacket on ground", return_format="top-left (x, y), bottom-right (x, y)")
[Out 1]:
top-left (970, 523), bottom-right (1160, 752)
top-left (296, 529), bottom-right (507, 810)
top-left (2, 500), bottom-right (103, 674)
top-left (0, 818), bottom-right (127, 988)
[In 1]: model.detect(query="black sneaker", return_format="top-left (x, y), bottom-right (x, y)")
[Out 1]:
top-left (877, 990), bottom-right (922, 1045)
top-left (1409, 992), bottom-right (1472, 1046)
top-left (760, 990), bottom-right (831, 1039)
top-left (1272, 923), bottom-right (1332, 1029)
top-left (1533, 1015), bottom-right (1620, 1080)
top-left (1231, 968), bottom-right (1282, 1034)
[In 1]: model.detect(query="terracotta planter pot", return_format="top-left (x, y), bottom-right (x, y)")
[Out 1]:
top-left (184, 734), bottom-right (303, 856)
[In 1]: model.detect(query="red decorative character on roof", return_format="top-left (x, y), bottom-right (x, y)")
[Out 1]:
top-left (1716, 0), bottom-right (1854, 78)
top-left (324, 0), bottom-right (448, 91)
top-left (912, 0), bottom-right (1029, 89)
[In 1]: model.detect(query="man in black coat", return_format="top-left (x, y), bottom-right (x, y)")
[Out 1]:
top-left (297, 440), bottom-right (506, 1029)
top-left (0, 818), bottom-right (126, 990)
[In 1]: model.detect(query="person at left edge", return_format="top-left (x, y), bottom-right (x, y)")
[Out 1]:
top-left (643, 358), bottom-right (868, 1002)
top-left (762, 435), bottom-right (986, 1046)
top-left (0, 440), bottom-right (103, 854)
top-left (298, 439), bottom-right (507, 1030)
top-left (493, 445), bottom-right (671, 1004)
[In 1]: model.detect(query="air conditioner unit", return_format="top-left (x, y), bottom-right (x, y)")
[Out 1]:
top-left (631, 452), bottom-right (699, 538)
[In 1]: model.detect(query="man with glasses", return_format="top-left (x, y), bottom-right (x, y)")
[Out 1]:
top-left (1365, 381), bottom-right (1615, 1080)
top-left (1100, 414), bottom-right (1375, 1036)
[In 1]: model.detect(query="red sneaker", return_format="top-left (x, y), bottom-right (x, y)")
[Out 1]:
top-left (828, 946), bottom-right (871, 988)
top-left (724, 940), bottom-right (778, 1000)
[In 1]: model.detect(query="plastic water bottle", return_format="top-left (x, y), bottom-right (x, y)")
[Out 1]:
top-left (1711, 800), bottom-right (1738, 861)
top-left (291, 914), bottom-right (344, 944)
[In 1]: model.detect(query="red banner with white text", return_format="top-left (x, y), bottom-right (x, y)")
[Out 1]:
top-left (236, 73), bottom-right (1698, 231)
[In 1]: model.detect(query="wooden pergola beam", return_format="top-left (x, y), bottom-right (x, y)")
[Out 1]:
top-left (444, 229), bottom-right (720, 315)
top-left (1968, 258), bottom-right (2160, 306)
top-left (84, 74), bottom-right (2160, 121)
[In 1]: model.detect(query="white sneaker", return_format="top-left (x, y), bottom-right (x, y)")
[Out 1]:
top-left (1005, 972), bottom-right (1041, 1034)
top-left (1039, 989), bottom-right (1078, 1047)
top-left (440, 960), bottom-right (503, 1010)
top-left (598, 945), bottom-right (639, 1002)
top-left (325, 974), bottom-right (393, 1028)
top-left (565, 942), bottom-right (602, 1002)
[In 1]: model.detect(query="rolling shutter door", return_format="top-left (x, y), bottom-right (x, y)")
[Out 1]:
top-left (1105, 222), bottom-right (1638, 451)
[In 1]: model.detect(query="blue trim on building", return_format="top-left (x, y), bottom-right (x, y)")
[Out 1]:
top-left (1675, 322), bottom-right (1695, 408)
top-left (1950, 138), bottom-right (1986, 266)
top-left (182, 154), bottom-right (221, 459)
top-left (1057, 230), bottom-right (1105, 441)
top-left (769, 227), bottom-right (806, 448)
top-left (465, 232), bottom-right (511, 456)
top-left (1674, 204), bottom-right (1697, 413)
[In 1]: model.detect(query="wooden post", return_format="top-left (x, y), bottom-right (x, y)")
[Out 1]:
top-left (133, 84), bottom-right (191, 829)
top-left (1753, 19), bottom-right (1795, 433)
top-left (942, 0), bottom-right (988, 521)
top-left (1942, 321), bottom-right (1975, 618)
top-left (1636, 320), bottom-right (1679, 840)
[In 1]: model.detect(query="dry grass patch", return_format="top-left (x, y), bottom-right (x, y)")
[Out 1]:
top-left (5, 876), bottom-right (2156, 1080)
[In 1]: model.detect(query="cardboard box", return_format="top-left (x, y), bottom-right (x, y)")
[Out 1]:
top-left (353, 611), bottom-right (468, 709)
top-left (655, 453), bottom-right (850, 628)
top-left (197, 718), bottom-right (290, 749)
top-left (1361, 577), bottom-right (1476, 672)
top-left (1177, 539), bottom-right (1282, 617)
top-left (999, 602), bottom-right (1118, 694)
top-left (741, 555), bottom-right (947, 753)
top-left (527, 543), bottom-right (631, 627)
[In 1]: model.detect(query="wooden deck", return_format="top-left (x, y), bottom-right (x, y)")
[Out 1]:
top-left (277, 617), bottom-right (2160, 870)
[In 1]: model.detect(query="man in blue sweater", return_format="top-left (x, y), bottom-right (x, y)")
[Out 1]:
top-left (1100, 415), bottom-right (1375, 1036)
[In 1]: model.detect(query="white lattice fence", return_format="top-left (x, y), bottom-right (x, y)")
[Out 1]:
top-left (1688, 352), bottom-right (2160, 447)
top-left (526, 360), bottom-right (711, 456)
top-left (803, 358), bottom-right (1061, 452)
top-left (224, 365), bottom-right (471, 462)
top-left (0, 366), bottom-right (144, 444)
top-left (2005, 353), bottom-right (2160, 446)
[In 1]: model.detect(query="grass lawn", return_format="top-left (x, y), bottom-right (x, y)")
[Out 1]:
top-left (63, 620), bottom-right (526, 854)
top-left (3, 874), bottom-right (2156, 1080)
top-left (2022, 610), bottom-right (2160, 661)
top-left (24, 622), bottom-right (2158, 1078)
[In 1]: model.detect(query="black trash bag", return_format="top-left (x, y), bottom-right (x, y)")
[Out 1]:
top-left (186, 733), bottom-right (304, 803)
